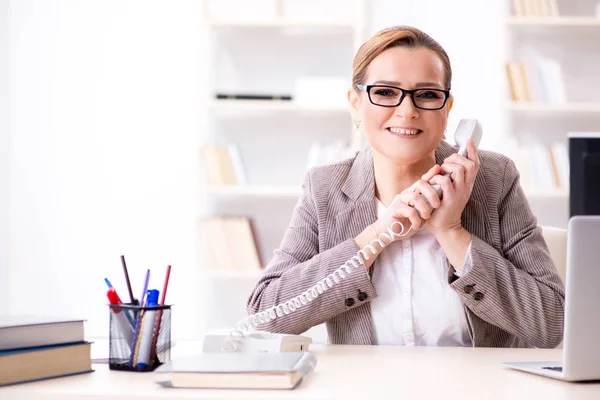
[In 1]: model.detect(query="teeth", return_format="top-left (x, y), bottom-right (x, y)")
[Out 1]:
top-left (389, 128), bottom-right (419, 135)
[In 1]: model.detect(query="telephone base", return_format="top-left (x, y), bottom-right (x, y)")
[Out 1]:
top-left (202, 330), bottom-right (312, 354)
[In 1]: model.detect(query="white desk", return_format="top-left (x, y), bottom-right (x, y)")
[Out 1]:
top-left (2, 343), bottom-right (600, 400)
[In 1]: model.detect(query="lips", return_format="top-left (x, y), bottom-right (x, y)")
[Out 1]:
top-left (387, 127), bottom-right (423, 135)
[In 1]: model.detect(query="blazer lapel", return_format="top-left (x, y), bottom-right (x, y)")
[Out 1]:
top-left (333, 147), bottom-right (378, 345)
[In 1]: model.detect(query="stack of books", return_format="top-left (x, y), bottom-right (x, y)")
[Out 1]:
top-left (0, 315), bottom-right (93, 386)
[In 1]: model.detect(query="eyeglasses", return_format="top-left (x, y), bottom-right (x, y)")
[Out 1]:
top-left (355, 84), bottom-right (451, 110)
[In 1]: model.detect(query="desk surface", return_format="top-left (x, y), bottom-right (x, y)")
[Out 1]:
top-left (2, 342), bottom-right (600, 400)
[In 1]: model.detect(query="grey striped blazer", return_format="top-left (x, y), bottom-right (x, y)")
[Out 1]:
top-left (247, 140), bottom-right (565, 348)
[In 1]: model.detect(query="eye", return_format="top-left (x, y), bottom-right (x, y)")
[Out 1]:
top-left (416, 90), bottom-right (443, 100)
top-left (373, 88), bottom-right (399, 97)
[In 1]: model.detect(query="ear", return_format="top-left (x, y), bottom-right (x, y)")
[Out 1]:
top-left (446, 95), bottom-right (454, 114)
top-left (348, 88), bottom-right (361, 122)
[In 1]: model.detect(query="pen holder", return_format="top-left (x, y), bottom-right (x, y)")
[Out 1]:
top-left (108, 304), bottom-right (172, 372)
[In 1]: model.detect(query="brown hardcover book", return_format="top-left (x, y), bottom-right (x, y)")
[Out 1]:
top-left (505, 63), bottom-right (520, 101)
top-left (201, 146), bottom-right (238, 186)
top-left (224, 217), bottom-right (263, 271)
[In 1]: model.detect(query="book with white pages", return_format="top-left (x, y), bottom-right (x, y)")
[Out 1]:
top-left (154, 351), bottom-right (317, 389)
top-left (0, 315), bottom-right (85, 351)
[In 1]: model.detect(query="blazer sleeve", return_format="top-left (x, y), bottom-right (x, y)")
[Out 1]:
top-left (450, 158), bottom-right (565, 348)
top-left (246, 171), bottom-right (377, 335)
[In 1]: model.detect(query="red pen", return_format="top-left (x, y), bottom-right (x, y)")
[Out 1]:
top-left (105, 278), bottom-right (136, 347)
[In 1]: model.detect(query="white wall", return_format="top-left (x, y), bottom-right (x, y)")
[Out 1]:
top-left (5, 0), bottom-right (507, 338)
top-left (369, 0), bottom-right (506, 151)
top-left (0, 0), bottom-right (9, 314)
top-left (8, 0), bottom-right (203, 338)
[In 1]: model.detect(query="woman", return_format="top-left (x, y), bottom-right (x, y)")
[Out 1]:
top-left (246, 26), bottom-right (564, 348)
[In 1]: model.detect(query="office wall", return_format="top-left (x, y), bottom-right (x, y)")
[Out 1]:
top-left (0, 0), bottom-right (9, 314)
top-left (8, 0), bottom-right (203, 338)
top-left (5, 0), bottom-right (506, 338)
top-left (370, 0), bottom-right (507, 151)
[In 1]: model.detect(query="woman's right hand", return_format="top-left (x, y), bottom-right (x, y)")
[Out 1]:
top-left (354, 174), bottom-right (442, 269)
top-left (373, 183), bottom-right (440, 242)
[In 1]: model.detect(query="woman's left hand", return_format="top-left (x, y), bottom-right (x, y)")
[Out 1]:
top-left (419, 138), bottom-right (480, 235)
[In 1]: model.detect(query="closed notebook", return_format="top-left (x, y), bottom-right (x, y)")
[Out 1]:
top-left (0, 342), bottom-right (93, 386)
top-left (0, 315), bottom-right (85, 351)
top-left (154, 352), bottom-right (317, 389)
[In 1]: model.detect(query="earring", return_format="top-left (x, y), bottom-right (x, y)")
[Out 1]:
top-left (354, 121), bottom-right (361, 129)
top-left (442, 129), bottom-right (447, 140)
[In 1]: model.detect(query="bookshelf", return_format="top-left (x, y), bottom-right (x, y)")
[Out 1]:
top-left (505, 0), bottom-right (600, 228)
top-left (206, 185), bottom-right (302, 198)
top-left (506, 101), bottom-right (600, 113)
top-left (199, 0), bottom-right (366, 341)
top-left (209, 99), bottom-right (348, 114)
top-left (506, 16), bottom-right (600, 26)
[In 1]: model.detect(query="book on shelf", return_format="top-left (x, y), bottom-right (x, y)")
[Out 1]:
top-left (505, 59), bottom-right (565, 103)
top-left (200, 216), bottom-right (263, 272)
top-left (216, 93), bottom-right (292, 101)
top-left (512, 0), bottom-right (559, 17)
top-left (306, 141), bottom-right (354, 170)
top-left (514, 141), bottom-right (569, 194)
top-left (201, 144), bottom-right (247, 186)
top-left (154, 351), bottom-right (317, 389)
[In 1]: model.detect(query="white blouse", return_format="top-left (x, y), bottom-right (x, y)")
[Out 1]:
top-left (370, 199), bottom-right (473, 347)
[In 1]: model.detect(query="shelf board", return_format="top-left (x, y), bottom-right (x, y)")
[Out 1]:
top-left (209, 99), bottom-right (348, 114)
top-left (206, 185), bottom-right (302, 198)
top-left (524, 189), bottom-right (569, 199)
top-left (207, 19), bottom-right (356, 29)
top-left (506, 102), bottom-right (600, 113)
top-left (506, 17), bottom-right (600, 27)
top-left (202, 268), bottom-right (263, 279)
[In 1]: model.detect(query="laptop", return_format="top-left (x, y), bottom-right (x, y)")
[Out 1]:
top-left (502, 216), bottom-right (600, 381)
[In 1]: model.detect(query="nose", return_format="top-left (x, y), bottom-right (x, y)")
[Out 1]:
top-left (395, 94), bottom-right (419, 120)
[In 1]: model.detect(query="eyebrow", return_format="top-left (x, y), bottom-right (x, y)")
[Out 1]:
top-left (372, 80), bottom-right (444, 89)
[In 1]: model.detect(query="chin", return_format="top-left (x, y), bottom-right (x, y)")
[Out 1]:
top-left (376, 147), bottom-right (426, 165)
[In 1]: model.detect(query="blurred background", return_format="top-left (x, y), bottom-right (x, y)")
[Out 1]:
top-left (1, 0), bottom-right (599, 344)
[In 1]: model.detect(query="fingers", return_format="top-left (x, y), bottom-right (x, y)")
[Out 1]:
top-left (439, 162), bottom-right (466, 185)
top-left (390, 194), bottom-right (425, 232)
top-left (399, 190), bottom-right (434, 219)
top-left (397, 202), bottom-right (423, 231)
top-left (427, 174), bottom-right (453, 199)
top-left (467, 138), bottom-right (479, 165)
top-left (410, 179), bottom-right (441, 210)
top-left (443, 145), bottom-right (479, 184)
top-left (421, 164), bottom-right (442, 183)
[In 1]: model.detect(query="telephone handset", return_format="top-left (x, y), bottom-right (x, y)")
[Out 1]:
top-left (431, 119), bottom-right (483, 198)
top-left (203, 119), bottom-right (483, 354)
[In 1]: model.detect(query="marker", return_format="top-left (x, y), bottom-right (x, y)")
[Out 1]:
top-left (136, 289), bottom-right (160, 369)
top-left (105, 281), bottom-right (134, 349)
top-left (104, 279), bottom-right (135, 326)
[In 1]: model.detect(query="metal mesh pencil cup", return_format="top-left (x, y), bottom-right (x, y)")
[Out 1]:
top-left (108, 304), bottom-right (172, 372)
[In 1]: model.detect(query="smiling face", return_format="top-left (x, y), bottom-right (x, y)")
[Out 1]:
top-left (350, 46), bottom-right (453, 165)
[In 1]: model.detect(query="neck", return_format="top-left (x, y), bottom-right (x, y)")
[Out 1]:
top-left (373, 151), bottom-right (437, 206)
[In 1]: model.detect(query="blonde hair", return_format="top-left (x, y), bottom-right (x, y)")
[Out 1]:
top-left (352, 26), bottom-right (452, 90)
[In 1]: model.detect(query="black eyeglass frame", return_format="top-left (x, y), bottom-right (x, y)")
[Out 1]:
top-left (355, 84), bottom-right (451, 110)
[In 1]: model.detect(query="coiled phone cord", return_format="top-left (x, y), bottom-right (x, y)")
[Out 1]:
top-left (223, 220), bottom-right (414, 352)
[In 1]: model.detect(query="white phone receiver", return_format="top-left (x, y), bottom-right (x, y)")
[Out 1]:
top-left (431, 119), bottom-right (482, 197)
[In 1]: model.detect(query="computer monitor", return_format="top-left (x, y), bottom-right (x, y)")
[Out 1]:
top-left (569, 132), bottom-right (600, 217)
